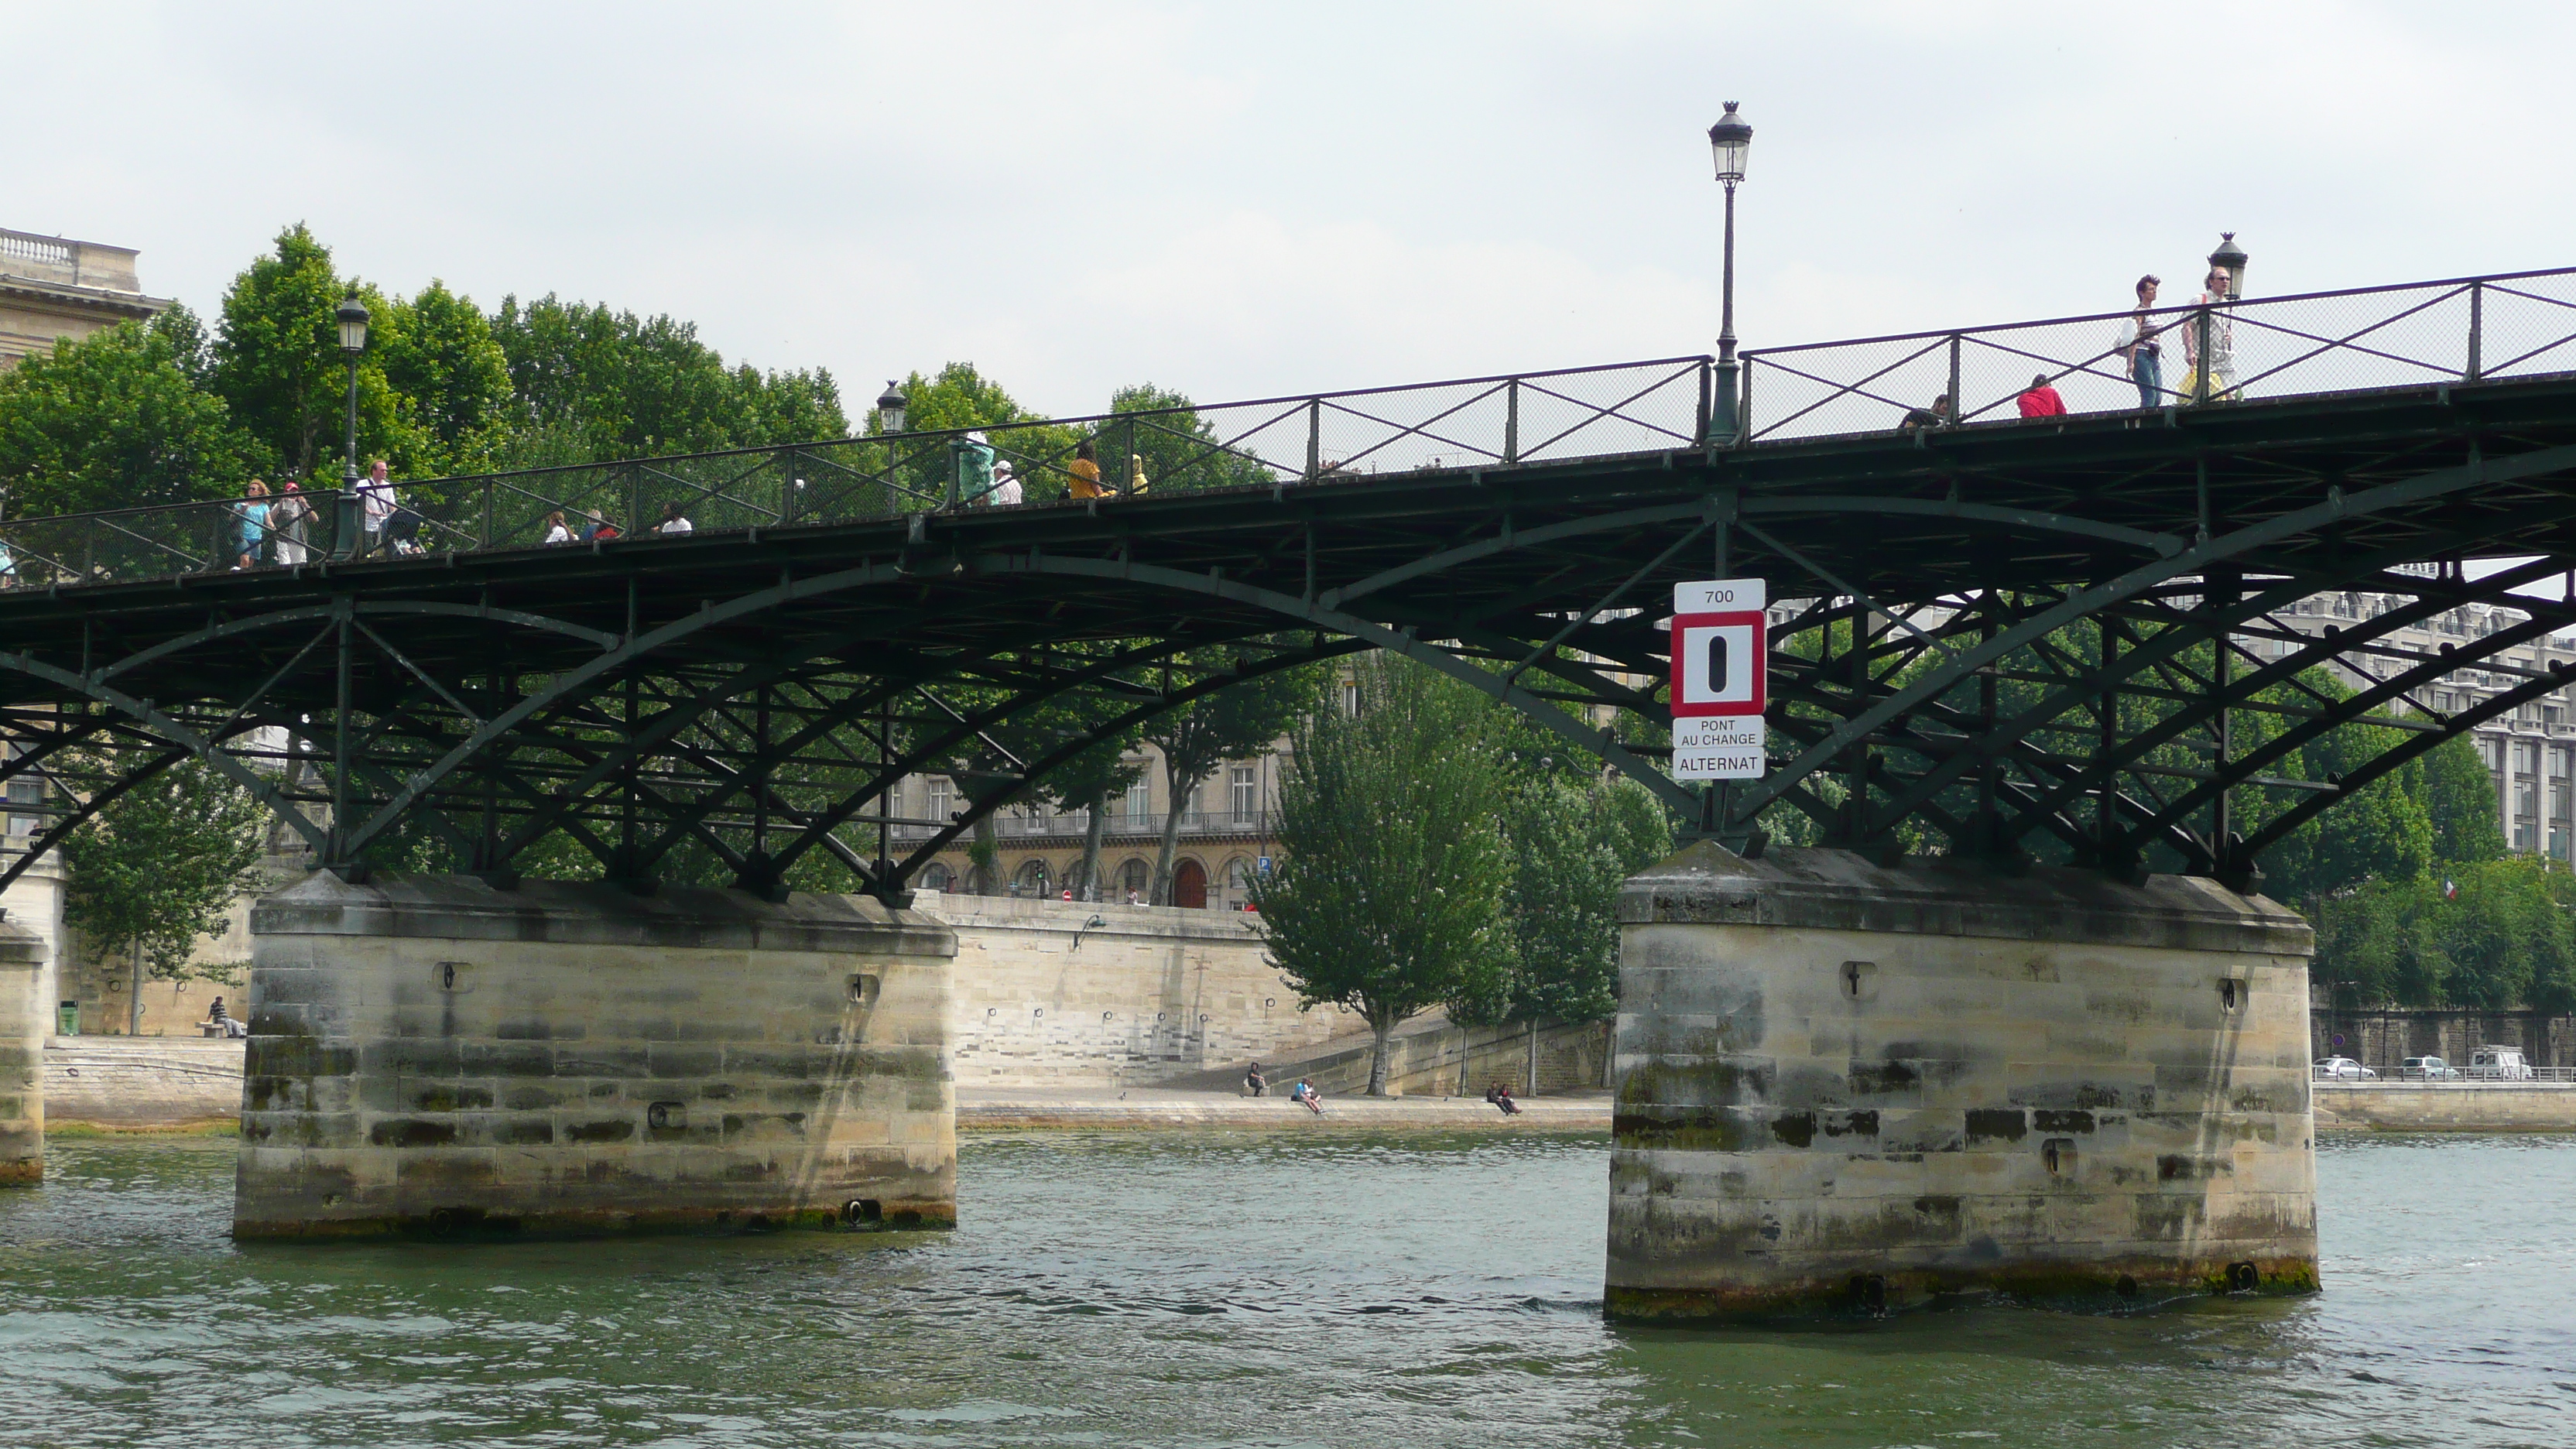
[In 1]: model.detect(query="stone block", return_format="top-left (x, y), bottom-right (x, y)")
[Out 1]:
top-left (1605, 844), bottom-right (2317, 1320)
top-left (1, 917), bottom-right (48, 1185)
top-left (233, 872), bottom-right (955, 1238)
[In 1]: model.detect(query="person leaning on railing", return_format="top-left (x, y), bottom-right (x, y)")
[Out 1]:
top-left (1068, 437), bottom-right (1108, 499)
top-left (2016, 374), bottom-right (2067, 418)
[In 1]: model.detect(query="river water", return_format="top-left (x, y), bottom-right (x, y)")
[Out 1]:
top-left (2, 1131), bottom-right (2571, 1448)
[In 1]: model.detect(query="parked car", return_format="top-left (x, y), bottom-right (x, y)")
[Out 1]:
top-left (2314, 1057), bottom-right (2377, 1081)
top-left (2397, 1056), bottom-right (2461, 1081)
top-left (2465, 1046), bottom-right (2536, 1081)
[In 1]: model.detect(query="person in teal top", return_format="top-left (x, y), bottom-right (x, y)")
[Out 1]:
top-left (954, 430), bottom-right (995, 505)
top-left (231, 479), bottom-right (271, 570)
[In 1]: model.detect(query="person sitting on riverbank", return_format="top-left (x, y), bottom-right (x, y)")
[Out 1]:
top-left (1291, 1078), bottom-right (1323, 1114)
top-left (1245, 1062), bottom-right (1268, 1097)
top-left (1485, 1083), bottom-right (1521, 1115)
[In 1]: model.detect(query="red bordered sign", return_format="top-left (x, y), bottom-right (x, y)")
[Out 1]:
top-left (1670, 578), bottom-right (1767, 719)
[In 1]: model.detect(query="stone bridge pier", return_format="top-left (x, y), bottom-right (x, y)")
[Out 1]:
top-left (235, 873), bottom-right (955, 1238)
top-left (1606, 843), bottom-right (2317, 1319)
top-left (1, 913), bottom-right (46, 1185)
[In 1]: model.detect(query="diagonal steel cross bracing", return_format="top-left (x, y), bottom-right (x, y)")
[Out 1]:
top-left (6, 330), bottom-right (2576, 896)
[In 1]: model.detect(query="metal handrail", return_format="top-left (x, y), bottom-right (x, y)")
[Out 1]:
top-left (1737, 265), bottom-right (2576, 444)
top-left (0, 354), bottom-right (1715, 592)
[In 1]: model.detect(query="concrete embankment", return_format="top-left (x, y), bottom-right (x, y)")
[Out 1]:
top-left (957, 1086), bottom-right (1610, 1130)
top-left (2314, 1082), bottom-right (2576, 1131)
top-left (44, 1037), bottom-right (245, 1126)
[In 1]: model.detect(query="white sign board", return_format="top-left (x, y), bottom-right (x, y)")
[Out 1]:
top-left (1670, 578), bottom-right (1768, 781)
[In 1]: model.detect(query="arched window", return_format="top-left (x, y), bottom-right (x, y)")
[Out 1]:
top-left (1014, 858), bottom-right (1050, 896)
top-left (1117, 858), bottom-right (1150, 903)
top-left (918, 862), bottom-right (954, 892)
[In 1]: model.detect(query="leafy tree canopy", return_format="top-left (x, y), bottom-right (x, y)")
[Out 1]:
top-left (62, 753), bottom-right (267, 983)
top-left (1252, 655), bottom-right (1515, 1093)
top-left (0, 308), bottom-right (262, 518)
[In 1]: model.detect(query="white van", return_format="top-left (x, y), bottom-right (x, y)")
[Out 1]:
top-left (2466, 1046), bottom-right (2536, 1081)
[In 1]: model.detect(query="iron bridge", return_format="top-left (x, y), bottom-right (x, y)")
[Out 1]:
top-left (6, 267), bottom-right (2576, 899)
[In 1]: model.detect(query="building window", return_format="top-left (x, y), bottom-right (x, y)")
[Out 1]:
top-left (927, 776), bottom-right (954, 824)
top-left (1118, 858), bottom-right (1151, 903)
top-left (919, 862), bottom-right (954, 892)
top-left (1341, 680), bottom-right (1361, 715)
top-left (1229, 766), bottom-right (1258, 824)
top-left (2, 750), bottom-right (39, 839)
top-left (1124, 779), bottom-right (1152, 821)
top-left (1014, 858), bottom-right (1050, 896)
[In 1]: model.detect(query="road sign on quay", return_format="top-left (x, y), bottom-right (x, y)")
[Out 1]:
top-left (1670, 578), bottom-right (1767, 781)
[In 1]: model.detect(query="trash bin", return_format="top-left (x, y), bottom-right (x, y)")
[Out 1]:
top-left (57, 1000), bottom-right (77, 1036)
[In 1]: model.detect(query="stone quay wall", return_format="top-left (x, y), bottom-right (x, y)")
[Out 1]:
top-left (2310, 1007), bottom-right (2576, 1073)
top-left (2313, 1081), bottom-right (2576, 1130)
top-left (44, 1038), bottom-right (246, 1125)
top-left (235, 873), bottom-right (955, 1238)
top-left (1, 916), bottom-right (45, 1184)
top-left (1607, 843), bottom-right (2318, 1321)
top-left (923, 896), bottom-right (1354, 1088)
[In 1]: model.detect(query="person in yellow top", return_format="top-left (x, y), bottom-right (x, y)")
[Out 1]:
top-left (1128, 454), bottom-right (1149, 495)
top-left (1068, 437), bottom-right (1107, 499)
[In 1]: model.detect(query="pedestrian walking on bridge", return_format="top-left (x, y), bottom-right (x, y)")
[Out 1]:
top-left (2114, 276), bottom-right (2167, 408)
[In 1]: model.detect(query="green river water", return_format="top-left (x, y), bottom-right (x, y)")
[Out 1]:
top-left (2, 1130), bottom-right (2571, 1447)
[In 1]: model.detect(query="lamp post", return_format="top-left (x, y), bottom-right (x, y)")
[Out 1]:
top-left (2207, 231), bottom-right (2249, 300)
top-left (2193, 233), bottom-right (2249, 405)
top-left (332, 293), bottom-right (370, 558)
top-left (1706, 101), bottom-right (1753, 444)
top-left (875, 380), bottom-right (909, 435)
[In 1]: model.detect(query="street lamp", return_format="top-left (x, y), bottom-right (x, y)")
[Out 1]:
top-left (1706, 101), bottom-right (1753, 444)
top-left (875, 380), bottom-right (908, 435)
top-left (2207, 231), bottom-right (2249, 300)
top-left (332, 293), bottom-right (369, 559)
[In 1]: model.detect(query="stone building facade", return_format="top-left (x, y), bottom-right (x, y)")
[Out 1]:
top-left (896, 741), bottom-right (1289, 911)
top-left (2269, 589), bottom-right (2575, 863)
top-left (0, 228), bottom-right (170, 370)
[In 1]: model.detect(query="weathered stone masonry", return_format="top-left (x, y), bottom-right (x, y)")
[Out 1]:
top-left (1, 913), bottom-right (45, 1184)
top-left (236, 873), bottom-right (955, 1237)
top-left (1607, 843), bottom-right (2318, 1319)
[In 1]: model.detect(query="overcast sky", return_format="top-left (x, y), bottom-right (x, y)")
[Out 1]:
top-left (12, 1), bottom-right (2574, 419)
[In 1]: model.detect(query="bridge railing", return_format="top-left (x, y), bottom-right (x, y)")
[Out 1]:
top-left (1738, 266), bottom-right (2576, 443)
top-left (0, 356), bottom-right (1714, 590)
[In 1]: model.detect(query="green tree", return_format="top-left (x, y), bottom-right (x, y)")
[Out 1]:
top-left (0, 309), bottom-right (262, 519)
top-left (61, 754), bottom-right (267, 1034)
top-left (1252, 655), bottom-right (1515, 1094)
top-left (1101, 383), bottom-right (1276, 495)
top-left (377, 279), bottom-right (513, 477)
top-left (1139, 643), bottom-right (1314, 904)
top-left (209, 224), bottom-right (414, 480)
top-left (490, 295), bottom-right (848, 464)
top-left (1462, 771), bottom-right (1672, 1029)
top-left (2424, 735), bottom-right (2506, 863)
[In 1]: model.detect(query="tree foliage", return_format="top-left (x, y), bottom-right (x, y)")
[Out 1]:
top-left (0, 309), bottom-right (262, 518)
top-left (491, 294), bottom-right (848, 464)
top-left (61, 754), bottom-right (267, 984)
top-left (1139, 642), bottom-right (1315, 903)
top-left (1252, 656), bottom-right (1515, 1093)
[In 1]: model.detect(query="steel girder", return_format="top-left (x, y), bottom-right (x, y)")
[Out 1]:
top-left (7, 372), bottom-right (2576, 896)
